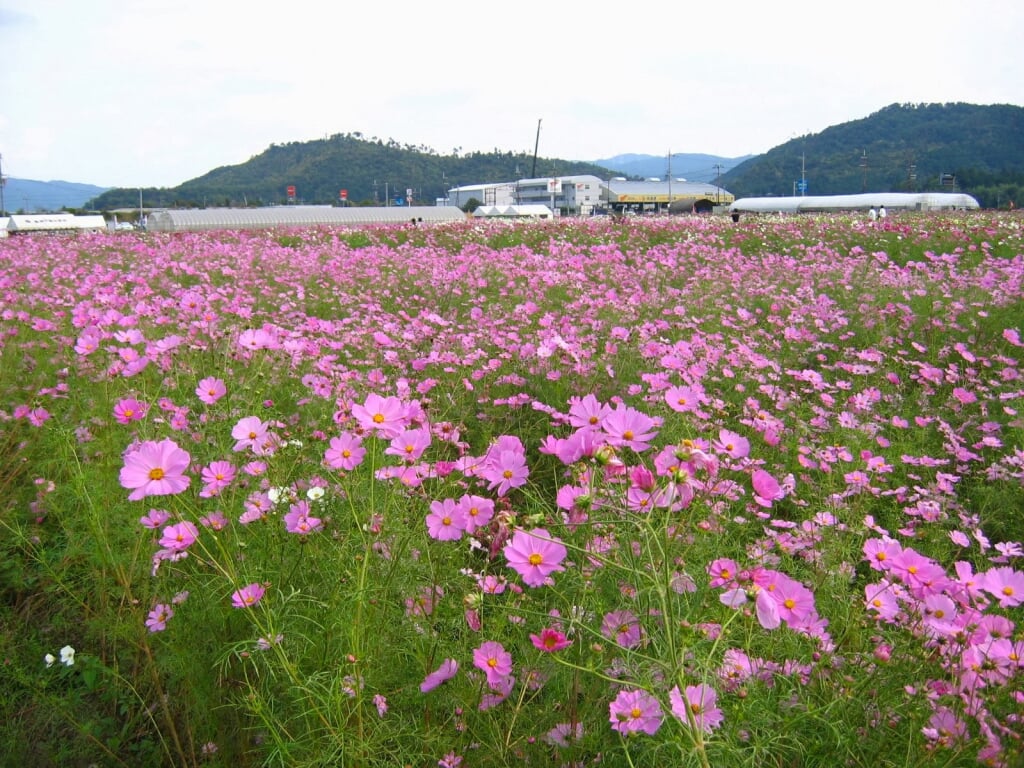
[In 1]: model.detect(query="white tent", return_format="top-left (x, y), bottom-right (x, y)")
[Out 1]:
top-left (145, 206), bottom-right (466, 232)
top-left (473, 204), bottom-right (553, 219)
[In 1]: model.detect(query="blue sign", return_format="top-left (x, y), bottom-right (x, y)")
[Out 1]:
top-left (394, 197), bottom-right (405, 206)
top-left (797, 180), bottom-right (808, 193)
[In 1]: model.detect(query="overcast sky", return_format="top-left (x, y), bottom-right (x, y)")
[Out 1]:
top-left (2, 0), bottom-right (1022, 189)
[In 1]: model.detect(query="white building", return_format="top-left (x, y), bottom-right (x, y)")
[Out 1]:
top-left (446, 175), bottom-right (733, 215)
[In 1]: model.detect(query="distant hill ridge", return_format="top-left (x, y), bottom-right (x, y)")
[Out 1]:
top-left (721, 102), bottom-right (1024, 205)
top-left (11, 102), bottom-right (1023, 211)
top-left (2, 178), bottom-right (109, 213)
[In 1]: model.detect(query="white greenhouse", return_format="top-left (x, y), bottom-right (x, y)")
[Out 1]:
top-left (145, 206), bottom-right (467, 233)
top-left (729, 192), bottom-right (980, 215)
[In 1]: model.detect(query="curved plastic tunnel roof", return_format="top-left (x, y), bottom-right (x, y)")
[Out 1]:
top-left (146, 206), bottom-right (467, 232)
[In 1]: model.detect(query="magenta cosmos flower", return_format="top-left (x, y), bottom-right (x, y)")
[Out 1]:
top-left (231, 583), bottom-right (266, 608)
top-left (113, 397), bottom-right (148, 425)
top-left (670, 683), bottom-right (724, 733)
top-left (609, 689), bottom-right (663, 735)
top-left (351, 393), bottom-right (407, 438)
top-left (503, 528), bottom-right (567, 587)
top-left (473, 641), bottom-right (513, 687)
top-left (145, 603), bottom-right (174, 632)
top-left (119, 438), bottom-right (192, 501)
top-left (195, 376), bottom-right (227, 405)
top-left (420, 659), bottom-right (459, 693)
top-left (324, 432), bottom-right (365, 471)
top-left (426, 498), bottom-right (468, 541)
top-left (530, 627), bottom-right (571, 652)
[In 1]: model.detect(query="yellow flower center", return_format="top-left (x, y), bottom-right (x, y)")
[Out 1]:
top-left (372, 413), bottom-right (385, 424)
top-left (528, 553), bottom-right (543, 566)
top-left (630, 707), bottom-right (642, 719)
top-left (148, 468), bottom-right (165, 481)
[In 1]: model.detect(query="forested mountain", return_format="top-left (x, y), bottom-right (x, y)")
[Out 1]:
top-left (721, 103), bottom-right (1024, 206)
top-left (86, 135), bottom-right (623, 210)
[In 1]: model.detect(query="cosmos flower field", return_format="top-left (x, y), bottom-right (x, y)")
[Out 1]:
top-left (1, 213), bottom-right (1023, 767)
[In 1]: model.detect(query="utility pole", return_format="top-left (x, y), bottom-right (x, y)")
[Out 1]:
top-left (714, 163), bottom-right (723, 204)
top-left (531, 119), bottom-right (541, 178)
top-left (0, 153), bottom-right (6, 215)
top-left (860, 150), bottom-right (868, 193)
top-left (667, 150), bottom-right (672, 214)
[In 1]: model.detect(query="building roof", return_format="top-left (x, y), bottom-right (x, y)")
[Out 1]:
top-left (146, 206), bottom-right (466, 232)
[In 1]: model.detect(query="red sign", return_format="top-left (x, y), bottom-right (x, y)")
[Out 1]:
top-left (287, 185), bottom-right (296, 198)
top-left (340, 189), bottom-right (348, 200)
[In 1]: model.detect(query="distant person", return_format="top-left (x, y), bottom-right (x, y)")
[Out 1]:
top-left (878, 205), bottom-right (887, 219)
top-left (868, 206), bottom-right (878, 222)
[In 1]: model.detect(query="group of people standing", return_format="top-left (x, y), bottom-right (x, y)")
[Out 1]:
top-left (868, 205), bottom-right (887, 222)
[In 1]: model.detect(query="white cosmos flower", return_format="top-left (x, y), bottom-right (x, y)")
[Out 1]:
top-left (59, 645), bottom-right (75, 666)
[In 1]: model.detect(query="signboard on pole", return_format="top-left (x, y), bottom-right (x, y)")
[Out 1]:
top-left (287, 185), bottom-right (296, 200)
top-left (340, 189), bottom-right (348, 201)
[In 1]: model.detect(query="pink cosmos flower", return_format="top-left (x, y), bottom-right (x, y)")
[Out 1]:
top-left (530, 627), bottom-right (571, 652)
top-left (601, 403), bottom-right (658, 452)
top-left (351, 393), bottom-right (407, 438)
top-left (751, 468), bottom-right (785, 507)
top-left (713, 428), bottom-right (750, 460)
top-left (601, 609), bottom-right (644, 648)
top-left (113, 397), bottom-right (148, 425)
top-left (765, 574), bottom-right (817, 626)
top-left (981, 566), bottom-right (1024, 608)
top-left (455, 494), bottom-right (494, 535)
top-left (503, 528), bottom-right (567, 587)
top-left (195, 377), bottom-right (226, 404)
top-left (199, 460), bottom-right (236, 497)
top-left (670, 683), bottom-right (724, 733)
top-left (664, 384), bottom-right (704, 414)
top-left (119, 438), bottom-right (192, 501)
top-left (324, 432), bottom-right (366, 471)
top-left (473, 641), bottom-right (513, 687)
top-left (608, 689), bottom-right (662, 735)
top-left (159, 521), bottom-right (199, 551)
top-left (231, 583), bottom-right (266, 608)
top-left (707, 558), bottom-right (740, 588)
top-left (145, 603), bottom-right (173, 632)
top-left (239, 491), bottom-right (272, 524)
top-left (420, 659), bottom-right (459, 693)
top-left (384, 427), bottom-right (432, 463)
top-left (139, 508), bottom-right (171, 529)
top-left (283, 500), bottom-right (323, 535)
top-left (426, 498), bottom-right (468, 541)
top-left (863, 537), bottom-right (902, 571)
top-left (567, 394), bottom-right (611, 429)
top-left (481, 449), bottom-right (529, 497)
top-left (231, 416), bottom-right (270, 452)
